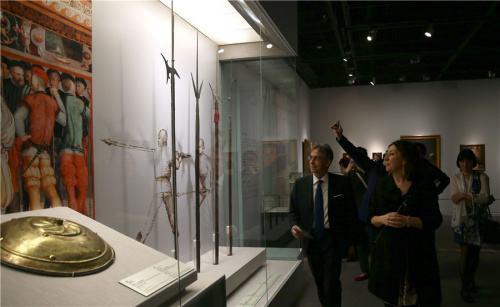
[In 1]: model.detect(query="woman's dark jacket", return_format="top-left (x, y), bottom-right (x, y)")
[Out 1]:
top-left (368, 174), bottom-right (443, 305)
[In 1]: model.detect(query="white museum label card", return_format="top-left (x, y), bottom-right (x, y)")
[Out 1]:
top-left (119, 258), bottom-right (194, 296)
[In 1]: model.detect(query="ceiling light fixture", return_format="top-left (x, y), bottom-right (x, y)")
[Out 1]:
top-left (424, 24), bottom-right (434, 38)
top-left (367, 30), bottom-right (377, 41)
top-left (370, 77), bottom-right (376, 85)
top-left (266, 43), bottom-right (273, 49)
top-left (348, 67), bottom-right (354, 77)
top-left (410, 55), bottom-right (421, 64)
top-left (218, 48), bottom-right (225, 54)
top-left (343, 51), bottom-right (351, 62)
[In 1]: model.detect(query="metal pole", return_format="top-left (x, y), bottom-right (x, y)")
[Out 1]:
top-left (170, 0), bottom-right (179, 261)
top-left (228, 114), bottom-right (233, 256)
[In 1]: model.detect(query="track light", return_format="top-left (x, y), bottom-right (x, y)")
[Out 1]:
top-left (424, 24), bottom-right (434, 38)
top-left (343, 51), bottom-right (351, 62)
top-left (370, 77), bottom-right (376, 85)
top-left (367, 30), bottom-right (377, 41)
top-left (348, 67), bottom-right (354, 77)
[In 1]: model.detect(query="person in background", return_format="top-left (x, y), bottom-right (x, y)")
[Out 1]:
top-left (450, 149), bottom-right (491, 303)
top-left (290, 143), bottom-right (358, 307)
top-left (338, 156), bottom-right (350, 174)
top-left (344, 147), bottom-right (371, 281)
top-left (414, 142), bottom-right (450, 194)
top-left (368, 140), bottom-right (442, 306)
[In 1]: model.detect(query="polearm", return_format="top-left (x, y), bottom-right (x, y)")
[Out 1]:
top-left (210, 83), bottom-right (220, 265)
top-left (227, 78), bottom-right (236, 255)
top-left (190, 30), bottom-right (203, 272)
top-left (101, 138), bottom-right (155, 152)
top-left (169, 0), bottom-right (179, 261)
top-left (228, 112), bottom-right (233, 256)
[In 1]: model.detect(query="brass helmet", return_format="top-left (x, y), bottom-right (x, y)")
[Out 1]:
top-left (1, 216), bottom-right (115, 276)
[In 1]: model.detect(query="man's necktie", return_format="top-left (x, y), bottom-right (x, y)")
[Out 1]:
top-left (315, 180), bottom-right (324, 239)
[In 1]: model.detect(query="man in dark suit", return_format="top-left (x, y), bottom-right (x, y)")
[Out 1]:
top-left (290, 143), bottom-right (358, 307)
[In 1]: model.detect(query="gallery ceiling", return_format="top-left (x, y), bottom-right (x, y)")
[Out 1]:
top-left (293, 1), bottom-right (500, 88)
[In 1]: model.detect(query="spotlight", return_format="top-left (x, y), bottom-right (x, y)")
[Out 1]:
top-left (266, 43), bottom-right (273, 49)
top-left (343, 51), bottom-right (351, 62)
top-left (317, 45), bottom-right (323, 49)
top-left (424, 24), bottom-right (434, 38)
top-left (367, 30), bottom-right (377, 41)
top-left (218, 48), bottom-right (225, 54)
top-left (370, 77), bottom-right (376, 85)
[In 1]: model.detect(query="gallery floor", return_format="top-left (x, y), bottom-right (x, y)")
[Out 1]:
top-left (285, 215), bottom-right (500, 307)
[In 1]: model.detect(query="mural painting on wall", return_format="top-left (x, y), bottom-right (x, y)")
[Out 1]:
top-left (1, 1), bottom-right (93, 217)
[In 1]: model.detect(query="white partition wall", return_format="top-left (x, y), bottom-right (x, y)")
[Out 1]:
top-left (309, 79), bottom-right (500, 215)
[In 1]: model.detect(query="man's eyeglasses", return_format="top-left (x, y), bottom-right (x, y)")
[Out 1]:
top-left (308, 155), bottom-right (324, 161)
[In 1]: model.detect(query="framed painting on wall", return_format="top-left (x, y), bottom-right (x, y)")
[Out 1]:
top-left (400, 135), bottom-right (441, 168)
top-left (460, 144), bottom-right (485, 171)
top-left (372, 152), bottom-right (382, 160)
top-left (303, 139), bottom-right (312, 172)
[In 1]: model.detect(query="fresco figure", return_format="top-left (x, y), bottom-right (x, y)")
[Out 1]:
top-left (1, 98), bottom-right (16, 213)
top-left (58, 73), bottom-right (91, 215)
top-left (14, 66), bottom-right (66, 210)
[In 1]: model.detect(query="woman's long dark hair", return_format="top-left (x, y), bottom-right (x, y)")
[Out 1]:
top-left (389, 140), bottom-right (422, 181)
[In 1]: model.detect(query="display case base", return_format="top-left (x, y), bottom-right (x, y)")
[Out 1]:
top-left (187, 246), bottom-right (266, 296)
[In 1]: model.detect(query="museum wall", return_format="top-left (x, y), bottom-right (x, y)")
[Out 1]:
top-left (92, 0), bottom-right (219, 262)
top-left (309, 79), bottom-right (500, 215)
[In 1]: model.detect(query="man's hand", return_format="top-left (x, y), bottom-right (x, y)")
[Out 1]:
top-left (50, 86), bottom-right (60, 98)
top-left (330, 121), bottom-right (343, 139)
top-left (291, 226), bottom-right (305, 238)
top-left (20, 134), bottom-right (31, 143)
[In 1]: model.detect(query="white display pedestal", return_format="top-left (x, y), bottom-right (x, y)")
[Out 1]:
top-left (187, 246), bottom-right (267, 296)
top-left (226, 259), bottom-right (302, 306)
top-left (1, 208), bottom-right (224, 306)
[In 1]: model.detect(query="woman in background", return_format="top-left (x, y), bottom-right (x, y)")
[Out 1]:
top-left (369, 140), bottom-right (442, 306)
top-left (450, 149), bottom-right (491, 303)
